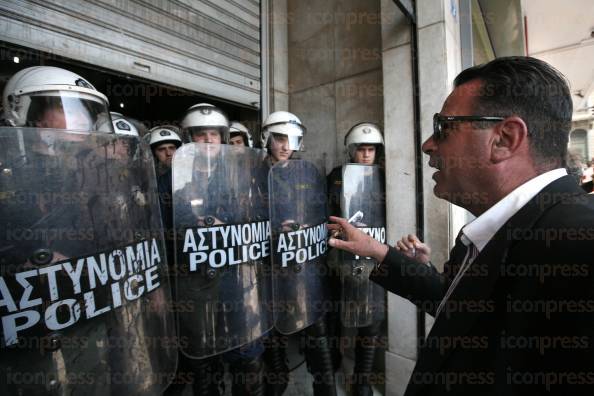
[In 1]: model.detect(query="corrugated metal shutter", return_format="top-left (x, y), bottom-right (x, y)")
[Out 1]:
top-left (0, 0), bottom-right (261, 107)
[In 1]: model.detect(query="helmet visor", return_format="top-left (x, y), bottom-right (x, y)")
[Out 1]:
top-left (270, 132), bottom-right (303, 151)
top-left (23, 91), bottom-right (113, 133)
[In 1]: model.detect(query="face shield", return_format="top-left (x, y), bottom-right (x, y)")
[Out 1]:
top-left (22, 90), bottom-right (113, 133)
top-left (266, 121), bottom-right (305, 151)
top-left (269, 133), bottom-right (303, 151)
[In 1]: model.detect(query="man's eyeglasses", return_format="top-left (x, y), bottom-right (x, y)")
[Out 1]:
top-left (433, 113), bottom-right (505, 141)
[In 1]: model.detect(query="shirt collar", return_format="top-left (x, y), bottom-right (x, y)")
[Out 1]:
top-left (462, 168), bottom-right (568, 251)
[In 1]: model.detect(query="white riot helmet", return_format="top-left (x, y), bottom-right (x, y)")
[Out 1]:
top-left (110, 112), bottom-right (139, 137)
top-left (261, 111), bottom-right (306, 151)
top-left (2, 66), bottom-right (113, 133)
top-left (181, 103), bottom-right (229, 143)
top-left (344, 122), bottom-right (384, 160)
top-left (229, 121), bottom-right (254, 147)
top-left (149, 125), bottom-right (182, 149)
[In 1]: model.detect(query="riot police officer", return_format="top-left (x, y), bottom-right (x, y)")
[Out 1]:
top-left (83, 112), bottom-right (155, 251)
top-left (1, 66), bottom-right (115, 262)
top-left (259, 111), bottom-right (303, 396)
top-left (3, 66), bottom-right (113, 132)
top-left (111, 112), bottom-right (138, 135)
top-left (229, 121), bottom-right (254, 147)
top-left (176, 103), bottom-right (234, 224)
top-left (109, 111), bottom-right (143, 159)
top-left (327, 122), bottom-right (386, 396)
top-left (164, 103), bottom-right (270, 396)
top-left (263, 111), bottom-right (337, 396)
top-left (261, 111), bottom-right (304, 165)
top-left (153, 125), bottom-right (182, 287)
top-left (160, 103), bottom-right (225, 396)
top-left (149, 125), bottom-right (182, 175)
top-left (109, 111), bottom-right (153, 218)
top-left (1, 66), bottom-right (176, 396)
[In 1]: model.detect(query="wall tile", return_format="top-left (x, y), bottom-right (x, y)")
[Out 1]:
top-left (381, 0), bottom-right (412, 51)
top-left (387, 293), bottom-right (418, 360)
top-left (287, 0), bottom-right (336, 91)
top-left (334, 0), bottom-right (383, 80)
top-left (417, 0), bottom-right (445, 28)
top-left (290, 82), bottom-right (337, 174)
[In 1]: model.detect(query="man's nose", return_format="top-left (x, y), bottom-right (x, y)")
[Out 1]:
top-left (421, 135), bottom-right (436, 155)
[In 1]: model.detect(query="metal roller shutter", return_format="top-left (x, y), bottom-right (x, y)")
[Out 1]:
top-left (0, 0), bottom-right (261, 107)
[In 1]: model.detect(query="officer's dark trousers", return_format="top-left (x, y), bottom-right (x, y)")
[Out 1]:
top-left (262, 330), bottom-right (290, 396)
top-left (304, 318), bottom-right (338, 396)
top-left (225, 340), bottom-right (266, 396)
top-left (163, 353), bottom-right (222, 396)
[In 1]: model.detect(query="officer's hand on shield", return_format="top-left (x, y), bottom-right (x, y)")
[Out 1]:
top-left (328, 216), bottom-right (389, 262)
top-left (395, 234), bottom-right (431, 264)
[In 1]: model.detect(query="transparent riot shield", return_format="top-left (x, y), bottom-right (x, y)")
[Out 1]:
top-left (0, 127), bottom-right (176, 396)
top-left (340, 164), bottom-right (386, 327)
top-left (172, 143), bottom-right (273, 358)
top-left (269, 160), bottom-right (329, 334)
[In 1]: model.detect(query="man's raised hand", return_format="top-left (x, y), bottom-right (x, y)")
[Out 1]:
top-left (328, 216), bottom-right (388, 262)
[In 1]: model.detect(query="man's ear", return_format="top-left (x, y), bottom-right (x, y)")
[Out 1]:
top-left (491, 116), bottom-right (528, 163)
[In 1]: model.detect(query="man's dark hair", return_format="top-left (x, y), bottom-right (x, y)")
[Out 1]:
top-left (454, 56), bottom-right (572, 169)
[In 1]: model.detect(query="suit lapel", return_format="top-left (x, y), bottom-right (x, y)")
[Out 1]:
top-left (405, 176), bottom-right (585, 396)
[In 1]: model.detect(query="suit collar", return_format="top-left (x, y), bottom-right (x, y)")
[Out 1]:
top-left (463, 168), bottom-right (568, 252)
top-left (405, 175), bottom-right (585, 396)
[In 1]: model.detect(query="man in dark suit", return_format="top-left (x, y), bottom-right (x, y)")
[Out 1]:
top-left (328, 56), bottom-right (594, 395)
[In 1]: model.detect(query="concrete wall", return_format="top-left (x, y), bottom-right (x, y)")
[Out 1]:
top-left (286, 0), bottom-right (384, 174)
top-left (380, 1), bottom-right (418, 394)
top-left (269, 0), bottom-right (290, 113)
top-left (276, 1), bottom-right (464, 395)
top-left (381, 1), bottom-right (463, 395)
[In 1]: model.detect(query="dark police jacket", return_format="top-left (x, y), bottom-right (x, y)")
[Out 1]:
top-left (370, 176), bottom-right (594, 396)
top-left (326, 165), bottom-right (386, 219)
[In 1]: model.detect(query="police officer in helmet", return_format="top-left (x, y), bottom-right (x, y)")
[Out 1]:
top-left (164, 103), bottom-right (270, 396)
top-left (1, 66), bottom-right (176, 396)
top-left (229, 121), bottom-right (254, 147)
top-left (263, 111), bottom-right (337, 396)
top-left (327, 122), bottom-right (386, 396)
top-left (0, 65), bottom-right (114, 263)
top-left (149, 125), bottom-right (182, 175)
top-left (3, 66), bottom-right (113, 132)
